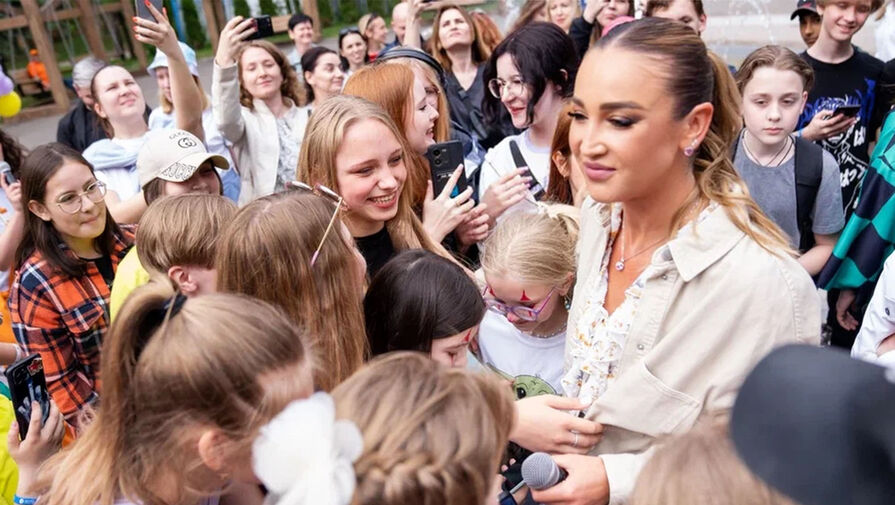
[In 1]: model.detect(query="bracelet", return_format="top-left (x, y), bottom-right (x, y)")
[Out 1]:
top-left (14, 495), bottom-right (38, 505)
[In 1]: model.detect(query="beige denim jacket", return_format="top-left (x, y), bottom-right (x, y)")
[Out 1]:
top-left (567, 199), bottom-right (822, 504)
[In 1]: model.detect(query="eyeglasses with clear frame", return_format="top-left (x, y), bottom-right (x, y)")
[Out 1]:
top-left (482, 285), bottom-right (557, 322)
top-left (55, 180), bottom-right (107, 214)
top-left (487, 77), bottom-right (526, 99)
top-left (286, 181), bottom-right (344, 267)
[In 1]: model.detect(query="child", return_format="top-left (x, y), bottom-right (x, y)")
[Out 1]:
top-left (733, 45), bottom-right (845, 276)
top-left (364, 250), bottom-right (485, 368)
top-left (797, 0), bottom-right (886, 218)
top-left (478, 203), bottom-right (578, 398)
top-left (792, 0), bottom-right (822, 47)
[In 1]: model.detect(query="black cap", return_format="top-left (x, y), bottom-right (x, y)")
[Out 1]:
top-left (731, 345), bottom-right (895, 505)
top-left (791, 0), bottom-right (818, 20)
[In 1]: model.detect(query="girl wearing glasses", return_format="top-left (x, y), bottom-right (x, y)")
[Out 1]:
top-left (479, 23), bottom-right (577, 224)
top-left (216, 190), bottom-right (367, 392)
top-left (479, 204), bottom-right (579, 397)
top-left (9, 143), bottom-right (134, 425)
top-left (339, 29), bottom-right (369, 78)
top-left (364, 250), bottom-right (485, 368)
top-left (298, 95), bottom-right (450, 277)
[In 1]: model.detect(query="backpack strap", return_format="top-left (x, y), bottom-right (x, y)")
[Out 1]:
top-left (793, 137), bottom-right (824, 252)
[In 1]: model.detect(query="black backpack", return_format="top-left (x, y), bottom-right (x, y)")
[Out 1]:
top-left (731, 133), bottom-right (824, 252)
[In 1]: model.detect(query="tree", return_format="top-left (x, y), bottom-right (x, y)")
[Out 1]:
top-left (182, 0), bottom-right (207, 49)
top-left (233, 0), bottom-right (252, 18)
top-left (259, 0), bottom-right (281, 15)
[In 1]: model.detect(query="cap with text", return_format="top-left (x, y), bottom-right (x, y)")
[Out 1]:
top-left (136, 129), bottom-right (228, 187)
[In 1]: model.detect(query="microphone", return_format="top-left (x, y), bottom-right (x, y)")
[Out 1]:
top-left (521, 452), bottom-right (568, 490)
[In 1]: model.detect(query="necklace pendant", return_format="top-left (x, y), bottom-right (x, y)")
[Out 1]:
top-left (615, 260), bottom-right (625, 271)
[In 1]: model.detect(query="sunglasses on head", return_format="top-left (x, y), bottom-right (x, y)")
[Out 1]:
top-left (285, 181), bottom-right (344, 267)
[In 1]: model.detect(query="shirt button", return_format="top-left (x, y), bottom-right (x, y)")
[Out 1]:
top-left (636, 343), bottom-right (645, 351)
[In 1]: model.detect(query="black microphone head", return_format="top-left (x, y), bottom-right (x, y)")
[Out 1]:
top-left (521, 452), bottom-right (564, 490)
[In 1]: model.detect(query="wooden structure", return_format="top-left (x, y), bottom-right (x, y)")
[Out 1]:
top-left (0, 0), bottom-right (149, 119)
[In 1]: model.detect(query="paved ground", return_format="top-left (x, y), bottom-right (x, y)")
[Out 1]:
top-left (2, 2), bottom-right (882, 149)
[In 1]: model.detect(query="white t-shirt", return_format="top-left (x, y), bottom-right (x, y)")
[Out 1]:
top-left (477, 311), bottom-right (566, 396)
top-left (853, 252), bottom-right (895, 367)
top-left (477, 130), bottom-right (551, 211)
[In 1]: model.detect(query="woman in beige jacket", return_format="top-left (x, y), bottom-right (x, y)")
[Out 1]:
top-left (212, 16), bottom-right (310, 205)
top-left (523, 19), bottom-right (822, 505)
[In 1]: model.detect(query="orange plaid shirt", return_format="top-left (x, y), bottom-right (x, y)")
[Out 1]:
top-left (8, 228), bottom-right (134, 423)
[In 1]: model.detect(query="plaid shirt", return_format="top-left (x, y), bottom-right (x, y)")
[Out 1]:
top-left (9, 227), bottom-right (134, 422)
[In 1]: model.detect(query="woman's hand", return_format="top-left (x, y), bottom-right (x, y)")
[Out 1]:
top-left (8, 401), bottom-right (65, 496)
top-left (454, 203), bottom-right (490, 249)
top-left (423, 165), bottom-right (475, 243)
top-left (481, 168), bottom-right (531, 224)
top-left (215, 16), bottom-right (257, 67)
top-left (133, 1), bottom-right (180, 58)
top-left (530, 454), bottom-right (610, 505)
top-left (1, 173), bottom-right (22, 213)
top-left (835, 289), bottom-right (859, 331)
top-left (800, 109), bottom-right (856, 141)
top-left (583, 0), bottom-right (606, 24)
top-left (512, 395), bottom-right (604, 454)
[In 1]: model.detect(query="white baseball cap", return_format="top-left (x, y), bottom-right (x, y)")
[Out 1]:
top-left (136, 129), bottom-right (228, 187)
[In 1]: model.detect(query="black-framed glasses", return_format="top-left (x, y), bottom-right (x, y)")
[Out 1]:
top-left (286, 181), bottom-right (344, 267)
top-left (482, 285), bottom-right (557, 322)
top-left (55, 180), bottom-right (106, 214)
top-left (487, 77), bottom-right (526, 99)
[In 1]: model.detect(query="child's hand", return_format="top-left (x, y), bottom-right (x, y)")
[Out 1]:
top-left (801, 109), bottom-right (857, 141)
top-left (8, 401), bottom-right (65, 496)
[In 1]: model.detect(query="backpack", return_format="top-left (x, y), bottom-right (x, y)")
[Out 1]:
top-left (731, 133), bottom-right (823, 252)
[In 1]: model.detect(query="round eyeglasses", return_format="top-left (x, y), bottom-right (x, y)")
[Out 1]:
top-left (55, 180), bottom-right (107, 214)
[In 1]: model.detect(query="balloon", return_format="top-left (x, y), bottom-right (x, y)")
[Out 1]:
top-left (0, 92), bottom-right (21, 118)
top-left (0, 65), bottom-right (13, 96)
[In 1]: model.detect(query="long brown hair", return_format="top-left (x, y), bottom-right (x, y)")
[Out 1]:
top-left (236, 40), bottom-right (306, 109)
top-left (470, 10), bottom-right (504, 53)
top-left (215, 191), bottom-right (367, 391)
top-left (36, 283), bottom-right (313, 505)
top-left (598, 18), bottom-right (791, 253)
top-left (545, 101), bottom-right (574, 205)
top-left (334, 352), bottom-right (515, 505)
top-left (379, 56), bottom-right (452, 144)
top-left (431, 5), bottom-right (492, 73)
top-left (344, 63), bottom-right (428, 206)
top-left (511, 0), bottom-right (547, 33)
top-left (297, 95), bottom-right (448, 257)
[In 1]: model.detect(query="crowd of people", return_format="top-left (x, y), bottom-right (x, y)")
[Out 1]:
top-left (0, 0), bottom-right (891, 504)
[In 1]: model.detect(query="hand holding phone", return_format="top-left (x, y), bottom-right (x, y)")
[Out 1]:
top-left (135, 0), bottom-right (165, 21)
top-left (426, 141), bottom-right (467, 196)
top-left (5, 355), bottom-right (51, 439)
top-left (245, 15), bottom-right (275, 40)
top-left (831, 104), bottom-right (861, 119)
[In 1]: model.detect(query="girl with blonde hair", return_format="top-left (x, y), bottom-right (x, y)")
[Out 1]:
top-left (520, 19), bottom-right (819, 504)
top-left (297, 95), bottom-right (451, 276)
top-left (14, 282), bottom-right (314, 505)
top-left (216, 190), bottom-right (367, 392)
top-left (547, 0), bottom-right (581, 33)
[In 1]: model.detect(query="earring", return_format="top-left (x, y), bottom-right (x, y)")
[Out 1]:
top-left (563, 295), bottom-right (572, 311)
top-left (683, 140), bottom-right (699, 157)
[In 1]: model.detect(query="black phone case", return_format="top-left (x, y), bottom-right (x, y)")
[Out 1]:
top-left (426, 141), bottom-right (467, 197)
top-left (246, 16), bottom-right (275, 40)
top-left (5, 355), bottom-right (50, 439)
top-left (135, 0), bottom-right (165, 21)
top-left (834, 105), bottom-right (861, 118)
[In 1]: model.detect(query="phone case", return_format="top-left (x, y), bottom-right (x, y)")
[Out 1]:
top-left (426, 141), bottom-right (467, 197)
top-left (5, 355), bottom-right (50, 439)
top-left (135, 0), bottom-right (164, 21)
top-left (246, 16), bottom-right (275, 40)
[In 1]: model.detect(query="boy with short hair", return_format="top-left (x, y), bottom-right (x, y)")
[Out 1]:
top-left (792, 0), bottom-right (822, 47)
top-left (797, 0), bottom-right (886, 218)
top-left (645, 0), bottom-right (707, 35)
top-left (287, 13), bottom-right (315, 74)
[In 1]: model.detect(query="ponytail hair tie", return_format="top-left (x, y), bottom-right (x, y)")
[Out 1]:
top-left (135, 292), bottom-right (188, 359)
top-left (253, 392), bottom-right (363, 505)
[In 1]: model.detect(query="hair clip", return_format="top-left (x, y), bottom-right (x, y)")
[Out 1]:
top-left (136, 292), bottom-right (187, 359)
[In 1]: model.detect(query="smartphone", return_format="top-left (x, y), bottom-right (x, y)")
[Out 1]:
top-left (832, 105), bottom-right (861, 118)
top-left (509, 141), bottom-right (546, 201)
top-left (245, 15), bottom-right (275, 40)
top-left (5, 354), bottom-right (50, 439)
top-left (135, 0), bottom-right (164, 21)
top-left (1, 166), bottom-right (15, 185)
top-left (426, 140), bottom-right (467, 197)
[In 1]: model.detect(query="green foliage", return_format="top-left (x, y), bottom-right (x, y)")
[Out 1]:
top-left (337, 0), bottom-right (360, 25)
top-left (316, 0), bottom-right (334, 26)
top-left (259, 0), bottom-right (281, 15)
top-left (182, 0), bottom-right (207, 49)
top-left (233, 0), bottom-right (252, 18)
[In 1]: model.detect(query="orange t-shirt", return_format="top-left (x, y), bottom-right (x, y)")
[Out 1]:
top-left (26, 61), bottom-right (48, 86)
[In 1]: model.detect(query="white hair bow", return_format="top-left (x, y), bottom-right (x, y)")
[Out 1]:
top-left (252, 392), bottom-right (364, 505)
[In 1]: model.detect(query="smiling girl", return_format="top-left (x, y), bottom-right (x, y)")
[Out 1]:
top-left (297, 95), bottom-right (449, 277)
top-left (480, 22), bottom-right (577, 222)
top-left (733, 45), bottom-right (844, 275)
top-left (213, 17), bottom-right (308, 204)
top-left (10, 143), bottom-right (134, 424)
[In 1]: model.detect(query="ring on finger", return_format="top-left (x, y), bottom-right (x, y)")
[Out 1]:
top-left (572, 431), bottom-right (579, 448)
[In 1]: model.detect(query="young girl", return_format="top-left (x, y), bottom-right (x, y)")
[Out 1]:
top-left (301, 47), bottom-right (345, 110)
top-left (480, 22), bottom-right (577, 223)
top-left (364, 250), bottom-right (485, 368)
top-left (733, 45), bottom-right (844, 276)
top-left (569, 0), bottom-right (633, 58)
top-left (548, 0), bottom-right (580, 33)
top-left (216, 190), bottom-right (367, 392)
top-left (14, 282), bottom-right (314, 505)
top-left (10, 143), bottom-right (134, 424)
top-left (545, 102), bottom-right (586, 206)
top-left (479, 203), bottom-right (579, 397)
top-left (297, 95), bottom-right (450, 277)
top-left (213, 18), bottom-right (308, 204)
top-left (338, 28), bottom-right (369, 78)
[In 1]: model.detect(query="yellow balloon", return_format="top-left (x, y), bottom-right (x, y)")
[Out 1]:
top-left (0, 92), bottom-right (21, 118)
